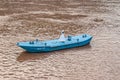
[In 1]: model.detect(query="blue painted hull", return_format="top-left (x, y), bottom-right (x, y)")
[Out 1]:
top-left (17, 34), bottom-right (92, 53)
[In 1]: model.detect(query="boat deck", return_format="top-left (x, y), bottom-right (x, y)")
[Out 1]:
top-left (18, 34), bottom-right (92, 47)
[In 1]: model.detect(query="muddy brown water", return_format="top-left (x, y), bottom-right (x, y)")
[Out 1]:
top-left (0, 0), bottom-right (120, 80)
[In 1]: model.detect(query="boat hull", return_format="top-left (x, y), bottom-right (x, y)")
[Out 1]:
top-left (17, 34), bottom-right (92, 53)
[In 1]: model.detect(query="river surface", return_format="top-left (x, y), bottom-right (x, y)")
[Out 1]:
top-left (0, 0), bottom-right (120, 80)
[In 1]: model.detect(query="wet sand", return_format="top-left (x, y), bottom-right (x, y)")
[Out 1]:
top-left (0, 0), bottom-right (120, 80)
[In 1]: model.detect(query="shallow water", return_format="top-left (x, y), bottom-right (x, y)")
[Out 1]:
top-left (0, 0), bottom-right (120, 80)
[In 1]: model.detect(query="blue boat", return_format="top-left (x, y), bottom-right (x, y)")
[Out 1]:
top-left (17, 31), bottom-right (92, 53)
